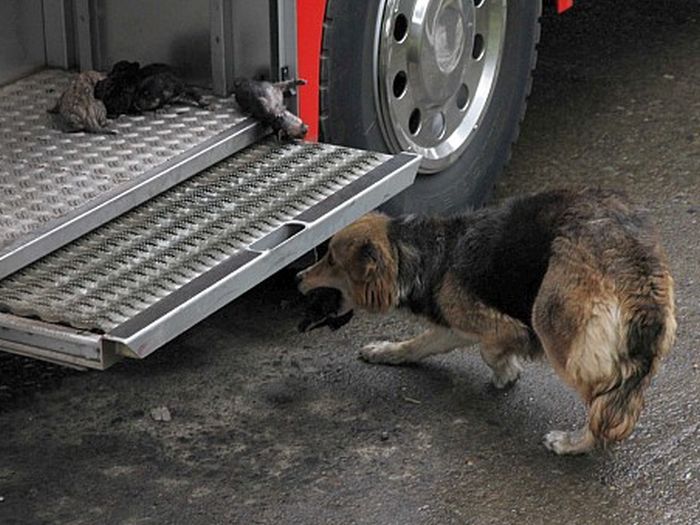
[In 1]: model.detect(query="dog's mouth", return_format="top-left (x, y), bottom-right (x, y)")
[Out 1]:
top-left (297, 286), bottom-right (354, 333)
top-left (299, 283), bottom-right (353, 313)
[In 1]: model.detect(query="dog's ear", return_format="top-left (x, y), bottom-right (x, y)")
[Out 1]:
top-left (360, 241), bottom-right (382, 277)
top-left (353, 240), bottom-right (396, 313)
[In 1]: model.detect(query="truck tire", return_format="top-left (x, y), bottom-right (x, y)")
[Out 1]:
top-left (320, 0), bottom-right (541, 215)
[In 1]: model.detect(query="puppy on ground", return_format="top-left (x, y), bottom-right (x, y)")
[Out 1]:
top-left (49, 71), bottom-right (116, 134)
top-left (297, 188), bottom-right (677, 455)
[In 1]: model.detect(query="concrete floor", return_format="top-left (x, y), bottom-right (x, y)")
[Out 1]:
top-left (1, 1), bottom-right (699, 524)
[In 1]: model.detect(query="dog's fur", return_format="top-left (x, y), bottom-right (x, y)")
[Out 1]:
top-left (297, 188), bottom-right (676, 455)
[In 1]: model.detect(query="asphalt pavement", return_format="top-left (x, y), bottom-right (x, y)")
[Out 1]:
top-left (1, 1), bottom-right (699, 524)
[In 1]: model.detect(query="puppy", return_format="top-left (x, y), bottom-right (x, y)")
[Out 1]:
top-left (94, 60), bottom-right (141, 117)
top-left (95, 61), bottom-right (207, 116)
top-left (49, 70), bottom-right (116, 134)
top-left (298, 287), bottom-right (354, 333)
top-left (133, 63), bottom-right (207, 112)
top-left (297, 188), bottom-right (677, 455)
top-left (233, 78), bottom-right (308, 140)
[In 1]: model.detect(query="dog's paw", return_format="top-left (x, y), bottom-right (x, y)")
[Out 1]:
top-left (490, 357), bottom-right (522, 389)
top-left (359, 341), bottom-right (407, 365)
top-left (491, 372), bottom-right (519, 390)
top-left (543, 430), bottom-right (593, 455)
top-left (543, 431), bottom-right (572, 454)
top-left (491, 367), bottom-right (521, 390)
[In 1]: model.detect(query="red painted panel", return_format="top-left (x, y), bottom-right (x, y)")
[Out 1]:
top-left (296, 0), bottom-right (327, 142)
top-left (557, 0), bottom-right (574, 13)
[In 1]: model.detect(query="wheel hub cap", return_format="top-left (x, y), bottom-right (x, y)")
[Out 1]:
top-left (419, 0), bottom-right (472, 101)
top-left (376, 0), bottom-right (507, 172)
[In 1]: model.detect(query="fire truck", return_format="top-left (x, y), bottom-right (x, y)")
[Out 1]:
top-left (0, 0), bottom-right (574, 369)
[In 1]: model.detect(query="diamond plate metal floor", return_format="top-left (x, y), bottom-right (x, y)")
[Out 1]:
top-left (0, 140), bottom-right (394, 333)
top-left (0, 137), bottom-right (419, 367)
top-left (0, 69), bottom-right (262, 279)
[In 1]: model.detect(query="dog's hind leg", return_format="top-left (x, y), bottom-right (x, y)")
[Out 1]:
top-left (360, 327), bottom-right (472, 365)
top-left (532, 261), bottom-right (619, 454)
top-left (533, 256), bottom-right (675, 455)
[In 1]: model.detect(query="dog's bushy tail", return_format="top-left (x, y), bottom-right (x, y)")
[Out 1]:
top-left (588, 301), bottom-right (676, 445)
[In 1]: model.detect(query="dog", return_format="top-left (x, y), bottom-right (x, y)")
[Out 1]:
top-left (49, 70), bottom-right (116, 134)
top-left (233, 78), bottom-right (308, 140)
top-left (297, 188), bottom-right (677, 455)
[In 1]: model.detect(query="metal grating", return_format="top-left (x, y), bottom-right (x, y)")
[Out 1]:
top-left (0, 140), bottom-right (389, 333)
top-left (0, 69), bottom-right (251, 259)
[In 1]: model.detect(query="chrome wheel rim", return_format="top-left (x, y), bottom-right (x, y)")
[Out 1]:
top-left (376, 0), bottom-right (507, 173)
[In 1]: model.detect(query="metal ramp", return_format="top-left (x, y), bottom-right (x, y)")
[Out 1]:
top-left (0, 69), bottom-right (265, 280)
top-left (0, 139), bottom-right (420, 369)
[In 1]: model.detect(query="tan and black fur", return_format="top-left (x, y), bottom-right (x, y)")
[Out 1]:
top-left (49, 70), bottom-right (115, 134)
top-left (297, 188), bottom-right (676, 455)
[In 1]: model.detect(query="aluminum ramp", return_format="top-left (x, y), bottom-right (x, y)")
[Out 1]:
top-left (0, 139), bottom-right (419, 368)
top-left (0, 69), bottom-right (265, 280)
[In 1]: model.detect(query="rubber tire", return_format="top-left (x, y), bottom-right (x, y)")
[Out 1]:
top-left (320, 1), bottom-right (541, 215)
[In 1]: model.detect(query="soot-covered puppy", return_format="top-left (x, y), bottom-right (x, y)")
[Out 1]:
top-left (233, 78), bottom-right (308, 140)
top-left (297, 188), bottom-right (677, 455)
top-left (49, 71), bottom-right (115, 134)
top-left (133, 63), bottom-right (207, 112)
top-left (95, 61), bottom-right (206, 115)
top-left (94, 60), bottom-right (141, 117)
top-left (298, 287), bottom-right (354, 333)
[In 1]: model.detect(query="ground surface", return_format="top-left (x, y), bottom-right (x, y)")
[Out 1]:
top-left (1, 1), bottom-right (699, 524)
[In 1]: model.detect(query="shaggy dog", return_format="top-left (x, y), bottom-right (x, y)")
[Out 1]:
top-left (297, 188), bottom-right (676, 455)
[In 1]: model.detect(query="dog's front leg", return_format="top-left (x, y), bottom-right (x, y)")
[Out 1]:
top-left (360, 327), bottom-right (472, 365)
top-left (480, 343), bottom-right (524, 389)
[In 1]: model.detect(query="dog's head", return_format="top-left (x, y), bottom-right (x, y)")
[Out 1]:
top-left (297, 213), bottom-right (397, 314)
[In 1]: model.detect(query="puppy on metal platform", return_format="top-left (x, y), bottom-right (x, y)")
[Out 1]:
top-left (95, 61), bottom-right (207, 116)
top-left (94, 60), bottom-right (141, 117)
top-left (233, 78), bottom-right (308, 140)
top-left (297, 188), bottom-right (677, 455)
top-left (49, 70), bottom-right (116, 134)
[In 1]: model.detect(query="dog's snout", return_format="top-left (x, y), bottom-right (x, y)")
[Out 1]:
top-left (294, 271), bottom-right (304, 286)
